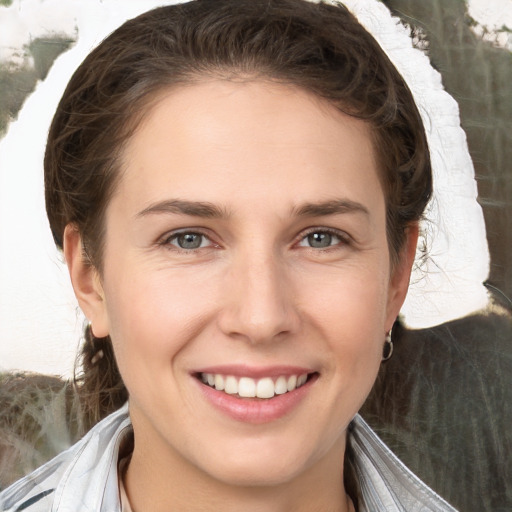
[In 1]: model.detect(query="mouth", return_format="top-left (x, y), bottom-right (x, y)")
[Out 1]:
top-left (192, 365), bottom-right (318, 423)
top-left (196, 372), bottom-right (314, 399)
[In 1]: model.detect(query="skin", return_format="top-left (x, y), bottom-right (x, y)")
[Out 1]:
top-left (65, 80), bottom-right (418, 512)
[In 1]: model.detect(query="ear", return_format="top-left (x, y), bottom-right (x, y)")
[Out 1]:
top-left (385, 222), bottom-right (419, 331)
top-left (63, 224), bottom-right (110, 338)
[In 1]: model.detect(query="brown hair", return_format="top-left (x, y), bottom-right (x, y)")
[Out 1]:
top-left (44, 0), bottom-right (431, 429)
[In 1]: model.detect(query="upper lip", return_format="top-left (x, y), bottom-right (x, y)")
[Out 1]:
top-left (193, 364), bottom-right (316, 379)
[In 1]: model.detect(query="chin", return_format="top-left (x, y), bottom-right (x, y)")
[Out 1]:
top-left (205, 458), bottom-right (304, 488)
top-left (192, 435), bottom-right (328, 488)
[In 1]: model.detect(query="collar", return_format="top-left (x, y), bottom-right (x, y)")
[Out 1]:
top-left (348, 415), bottom-right (457, 511)
top-left (8, 404), bottom-right (456, 511)
top-left (52, 403), bottom-right (131, 512)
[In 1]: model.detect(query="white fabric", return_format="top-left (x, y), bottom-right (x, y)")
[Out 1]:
top-left (0, 404), bottom-right (458, 512)
top-left (0, 0), bottom-right (490, 376)
top-left (339, 0), bottom-right (490, 327)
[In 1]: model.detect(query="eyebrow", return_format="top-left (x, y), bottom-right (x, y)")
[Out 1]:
top-left (136, 198), bottom-right (369, 220)
top-left (136, 199), bottom-right (228, 219)
top-left (293, 199), bottom-right (370, 218)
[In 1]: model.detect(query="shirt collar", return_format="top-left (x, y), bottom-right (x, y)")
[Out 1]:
top-left (54, 403), bottom-right (131, 512)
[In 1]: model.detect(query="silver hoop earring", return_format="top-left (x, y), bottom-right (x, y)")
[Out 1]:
top-left (382, 331), bottom-right (393, 361)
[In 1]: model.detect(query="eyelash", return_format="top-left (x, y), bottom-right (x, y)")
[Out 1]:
top-left (296, 227), bottom-right (351, 251)
top-left (157, 227), bottom-right (351, 253)
top-left (158, 230), bottom-right (215, 252)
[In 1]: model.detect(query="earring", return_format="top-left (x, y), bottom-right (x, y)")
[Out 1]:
top-left (85, 322), bottom-right (105, 366)
top-left (382, 330), bottom-right (393, 361)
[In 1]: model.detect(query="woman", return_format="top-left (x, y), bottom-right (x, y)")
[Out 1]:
top-left (0, 0), bottom-right (458, 510)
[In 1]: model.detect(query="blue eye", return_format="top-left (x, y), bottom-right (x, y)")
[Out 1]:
top-left (299, 231), bottom-right (343, 249)
top-left (168, 232), bottom-right (210, 250)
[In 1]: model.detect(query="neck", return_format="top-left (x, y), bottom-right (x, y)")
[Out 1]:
top-left (123, 425), bottom-right (353, 512)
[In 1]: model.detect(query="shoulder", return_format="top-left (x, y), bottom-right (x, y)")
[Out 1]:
top-left (0, 404), bottom-right (131, 512)
top-left (348, 414), bottom-right (458, 511)
top-left (0, 450), bottom-right (67, 512)
top-left (361, 313), bottom-right (512, 511)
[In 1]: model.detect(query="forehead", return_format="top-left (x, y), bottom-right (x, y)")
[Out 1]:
top-left (115, 80), bottom-right (383, 215)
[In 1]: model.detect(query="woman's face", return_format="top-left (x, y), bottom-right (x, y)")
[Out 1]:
top-left (70, 81), bottom-right (414, 489)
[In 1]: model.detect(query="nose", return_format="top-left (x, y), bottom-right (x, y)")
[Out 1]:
top-left (217, 250), bottom-right (301, 345)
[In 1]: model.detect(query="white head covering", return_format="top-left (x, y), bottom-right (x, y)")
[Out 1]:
top-left (0, 0), bottom-right (490, 376)
top-left (331, 0), bottom-right (490, 327)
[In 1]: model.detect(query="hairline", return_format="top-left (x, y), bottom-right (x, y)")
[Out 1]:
top-left (89, 73), bottom-right (405, 275)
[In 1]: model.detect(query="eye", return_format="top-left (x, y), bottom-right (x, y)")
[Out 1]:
top-left (298, 230), bottom-right (345, 249)
top-left (166, 232), bottom-right (211, 250)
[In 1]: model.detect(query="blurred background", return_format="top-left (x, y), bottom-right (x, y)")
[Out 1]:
top-left (0, 0), bottom-right (510, 510)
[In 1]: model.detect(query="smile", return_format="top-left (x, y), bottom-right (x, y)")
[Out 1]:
top-left (199, 372), bottom-right (309, 399)
top-left (194, 366), bottom-right (318, 423)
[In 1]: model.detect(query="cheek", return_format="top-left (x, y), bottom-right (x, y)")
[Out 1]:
top-left (302, 264), bottom-right (388, 382)
top-left (304, 261), bottom-right (389, 333)
top-left (102, 265), bottom-right (218, 374)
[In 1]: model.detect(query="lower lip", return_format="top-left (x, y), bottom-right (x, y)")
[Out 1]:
top-left (195, 375), bottom-right (317, 424)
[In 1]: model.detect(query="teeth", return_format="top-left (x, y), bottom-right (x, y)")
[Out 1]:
top-left (256, 377), bottom-right (275, 398)
top-left (214, 374), bottom-right (225, 391)
top-left (275, 376), bottom-right (288, 395)
top-left (224, 376), bottom-right (238, 394)
top-left (287, 375), bottom-right (297, 391)
top-left (239, 377), bottom-right (256, 398)
top-left (200, 372), bottom-right (310, 398)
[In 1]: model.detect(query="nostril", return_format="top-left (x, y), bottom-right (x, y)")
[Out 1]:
top-left (216, 271), bottom-right (300, 343)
